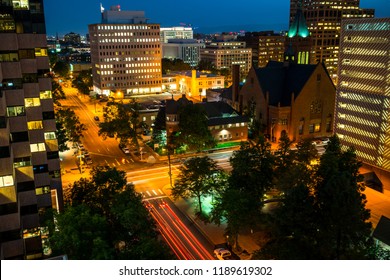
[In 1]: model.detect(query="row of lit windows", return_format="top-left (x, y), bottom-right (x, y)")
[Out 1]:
top-left (100, 68), bottom-right (160, 75)
top-left (101, 62), bottom-right (160, 68)
top-left (97, 25), bottom-right (158, 30)
top-left (102, 80), bottom-right (161, 87)
top-left (99, 57), bottom-right (160, 62)
top-left (30, 143), bottom-right (45, 153)
top-left (98, 38), bottom-right (159, 43)
top-left (209, 123), bottom-right (246, 130)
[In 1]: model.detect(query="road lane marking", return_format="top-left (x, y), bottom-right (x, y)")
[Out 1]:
top-left (146, 190), bottom-right (152, 197)
top-left (158, 189), bottom-right (164, 195)
top-left (152, 190), bottom-right (158, 196)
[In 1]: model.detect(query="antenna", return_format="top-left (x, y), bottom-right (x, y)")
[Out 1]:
top-left (100, 3), bottom-right (105, 13)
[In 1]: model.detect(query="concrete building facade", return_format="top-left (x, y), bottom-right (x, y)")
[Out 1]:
top-left (160, 26), bottom-right (193, 43)
top-left (0, 0), bottom-right (63, 259)
top-left (162, 39), bottom-right (204, 67)
top-left (200, 41), bottom-right (252, 79)
top-left (89, 6), bottom-right (162, 98)
top-left (335, 18), bottom-right (390, 171)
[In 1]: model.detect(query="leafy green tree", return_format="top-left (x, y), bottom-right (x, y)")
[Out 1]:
top-left (175, 103), bottom-right (216, 152)
top-left (162, 58), bottom-right (191, 74)
top-left (314, 135), bottom-right (372, 259)
top-left (55, 108), bottom-right (86, 145)
top-left (171, 156), bottom-right (220, 215)
top-left (212, 138), bottom-right (274, 250)
top-left (72, 69), bottom-right (93, 95)
top-left (51, 166), bottom-right (172, 259)
top-left (51, 79), bottom-right (66, 106)
top-left (48, 204), bottom-right (114, 259)
top-left (55, 120), bottom-right (69, 152)
top-left (99, 100), bottom-right (145, 148)
top-left (197, 59), bottom-right (216, 72)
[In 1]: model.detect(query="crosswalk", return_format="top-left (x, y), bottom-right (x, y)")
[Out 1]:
top-left (139, 188), bottom-right (167, 201)
top-left (103, 158), bottom-right (133, 167)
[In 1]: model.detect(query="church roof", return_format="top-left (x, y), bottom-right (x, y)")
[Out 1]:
top-left (288, 1), bottom-right (310, 38)
top-left (254, 61), bottom-right (318, 106)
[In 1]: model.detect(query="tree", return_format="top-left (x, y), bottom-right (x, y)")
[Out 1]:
top-left (55, 108), bottom-right (86, 145)
top-left (72, 69), bottom-right (92, 95)
top-left (197, 59), bottom-right (216, 72)
top-left (52, 60), bottom-right (70, 78)
top-left (175, 103), bottom-right (216, 152)
top-left (51, 78), bottom-right (66, 106)
top-left (162, 58), bottom-right (191, 74)
top-left (99, 100), bottom-right (145, 148)
top-left (171, 156), bottom-right (220, 215)
top-left (212, 138), bottom-right (275, 251)
top-left (314, 135), bottom-right (372, 259)
top-left (50, 166), bottom-right (172, 259)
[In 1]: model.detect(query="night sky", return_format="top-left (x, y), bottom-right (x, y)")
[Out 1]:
top-left (43, 0), bottom-right (390, 36)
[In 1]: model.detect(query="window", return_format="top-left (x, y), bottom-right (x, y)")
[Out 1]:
top-left (34, 48), bottom-right (48, 57)
top-left (0, 116), bottom-right (6, 128)
top-left (42, 111), bottom-right (54, 120)
top-left (314, 123), bottom-right (321, 132)
top-left (7, 106), bottom-right (25, 117)
top-left (40, 90), bottom-right (52, 99)
top-left (299, 125), bottom-right (303, 135)
top-left (0, 146), bottom-right (10, 158)
top-left (30, 143), bottom-right (46, 153)
top-left (17, 181), bottom-right (35, 192)
top-left (35, 186), bottom-right (50, 195)
top-left (0, 175), bottom-right (14, 187)
top-left (326, 121), bottom-right (332, 132)
top-left (27, 121), bottom-right (43, 130)
top-left (25, 98), bottom-right (40, 107)
top-left (14, 157), bottom-right (32, 168)
top-left (18, 49), bottom-right (35, 59)
top-left (33, 164), bottom-right (48, 174)
top-left (49, 170), bottom-right (61, 178)
top-left (12, 0), bottom-right (29, 9)
top-left (44, 132), bottom-right (56, 140)
top-left (47, 151), bottom-right (59, 160)
top-left (151, 116), bottom-right (155, 121)
top-left (309, 124), bottom-right (314, 133)
top-left (10, 131), bottom-right (29, 142)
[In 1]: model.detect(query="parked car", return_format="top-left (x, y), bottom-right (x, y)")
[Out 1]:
top-left (94, 116), bottom-right (100, 121)
top-left (121, 146), bottom-right (130, 154)
top-left (84, 155), bottom-right (92, 165)
top-left (214, 248), bottom-right (232, 260)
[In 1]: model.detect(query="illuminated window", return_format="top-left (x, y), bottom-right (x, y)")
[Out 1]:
top-left (314, 123), bottom-right (321, 132)
top-left (27, 121), bottom-right (43, 130)
top-left (0, 175), bottom-right (14, 187)
top-left (6, 106), bottom-right (25, 117)
top-left (40, 90), bottom-right (52, 99)
top-left (35, 186), bottom-right (50, 196)
top-left (13, 157), bottom-right (32, 168)
top-left (12, 0), bottom-right (29, 9)
top-left (25, 98), bottom-right (40, 107)
top-left (34, 48), bottom-right (47, 57)
top-left (44, 132), bottom-right (56, 140)
top-left (30, 143), bottom-right (46, 153)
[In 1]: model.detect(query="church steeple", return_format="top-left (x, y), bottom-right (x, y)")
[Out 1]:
top-left (285, 0), bottom-right (312, 64)
top-left (288, 0), bottom-right (310, 38)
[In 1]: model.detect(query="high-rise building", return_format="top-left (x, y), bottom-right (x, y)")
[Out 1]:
top-left (238, 31), bottom-right (286, 68)
top-left (160, 26), bottom-right (193, 43)
top-left (162, 39), bottom-right (204, 67)
top-left (0, 0), bottom-right (63, 259)
top-left (89, 5), bottom-right (162, 97)
top-left (335, 18), bottom-right (390, 171)
top-left (290, 0), bottom-right (375, 81)
top-left (200, 41), bottom-right (252, 79)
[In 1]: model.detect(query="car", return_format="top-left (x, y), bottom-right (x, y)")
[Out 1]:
top-left (121, 146), bottom-right (130, 154)
top-left (214, 248), bottom-right (232, 260)
top-left (78, 143), bottom-right (84, 149)
top-left (321, 138), bottom-right (330, 145)
top-left (158, 200), bottom-right (168, 208)
top-left (94, 116), bottom-right (100, 121)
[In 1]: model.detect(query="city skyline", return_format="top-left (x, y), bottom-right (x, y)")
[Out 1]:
top-left (43, 0), bottom-right (390, 36)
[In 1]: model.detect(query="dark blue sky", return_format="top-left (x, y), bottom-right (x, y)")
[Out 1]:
top-left (43, 0), bottom-right (389, 36)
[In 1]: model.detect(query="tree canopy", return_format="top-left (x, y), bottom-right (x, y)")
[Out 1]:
top-left (174, 103), bottom-right (216, 152)
top-left (99, 100), bottom-right (145, 148)
top-left (55, 108), bottom-right (86, 146)
top-left (48, 166), bottom-right (172, 260)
